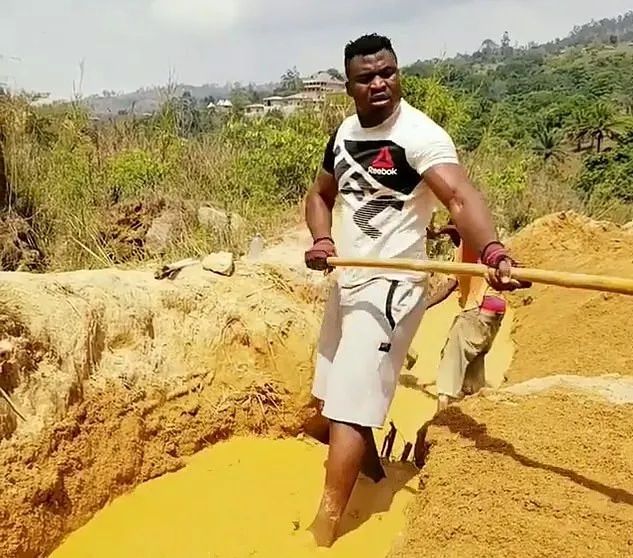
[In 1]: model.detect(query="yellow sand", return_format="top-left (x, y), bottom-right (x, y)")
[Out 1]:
top-left (51, 296), bottom-right (514, 558)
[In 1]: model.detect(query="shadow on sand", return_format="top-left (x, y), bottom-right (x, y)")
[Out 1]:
top-left (416, 406), bottom-right (633, 505)
top-left (337, 460), bottom-right (418, 539)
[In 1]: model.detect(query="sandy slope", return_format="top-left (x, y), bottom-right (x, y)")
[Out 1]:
top-left (1, 210), bottom-right (632, 558)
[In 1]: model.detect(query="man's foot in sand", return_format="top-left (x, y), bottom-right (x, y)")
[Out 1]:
top-left (306, 512), bottom-right (339, 548)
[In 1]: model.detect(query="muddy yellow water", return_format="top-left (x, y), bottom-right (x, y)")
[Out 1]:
top-left (51, 298), bottom-right (514, 558)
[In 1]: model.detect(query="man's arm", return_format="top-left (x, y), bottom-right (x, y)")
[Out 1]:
top-left (425, 277), bottom-right (458, 310)
top-left (423, 163), bottom-right (528, 291)
top-left (304, 130), bottom-right (339, 271)
top-left (409, 123), bottom-right (529, 291)
top-left (424, 164), bottom-right (497, 255)
top-left (305, 170), bottom-right (338, 241)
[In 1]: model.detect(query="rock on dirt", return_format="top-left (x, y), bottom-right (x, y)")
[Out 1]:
top-left (145, 210), bottom-right (181, 256)
top-left (197, 205), bottom-right (245, 236)
top-left (99, 198), bottom-right (169, 262)
top-left (0, 214), bottom-right (44, 271)
top-left (201, 251), bottom-right (235, 276)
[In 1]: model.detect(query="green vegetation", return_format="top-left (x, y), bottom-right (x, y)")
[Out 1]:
top-left (404, 11), bottom-right (633, 227)
top-left (1, 12), bottom-right (632, 272)
top-left (0, 91), bottom-right (352, 270)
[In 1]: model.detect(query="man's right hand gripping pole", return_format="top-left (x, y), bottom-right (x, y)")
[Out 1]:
top-left (305, 236), bottom-right (337, 274)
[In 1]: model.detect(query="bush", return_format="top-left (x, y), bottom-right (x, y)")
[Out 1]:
top-left (105, 149), bottom-right (170, 203)
top-left (402, 75), bottom-right (472, 144)
top-left (576, 138), bottom-right (633, 204)
top-left (221, 113), bottom-right (327, 205)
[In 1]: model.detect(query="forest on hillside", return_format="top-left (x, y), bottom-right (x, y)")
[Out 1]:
top-left (402, 16), bottom-right (633, 214)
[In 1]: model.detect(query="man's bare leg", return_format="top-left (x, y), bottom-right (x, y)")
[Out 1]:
top-left (304, 405), bottom-right (385, 482)
top-left (308, 420), bottom-right (369, 547)
top-left (304, 406), bottom-right (330, 444)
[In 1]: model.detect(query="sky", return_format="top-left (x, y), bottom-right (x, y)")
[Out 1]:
top-left (1, 0), bottom-right (631, 99)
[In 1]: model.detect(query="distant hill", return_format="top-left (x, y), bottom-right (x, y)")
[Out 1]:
top-left (405, 10), bottom-right (633, 73)
top-left (82, 82), bottom-right (278, 116)
top-left (79, 10), bottom-right (633, 116)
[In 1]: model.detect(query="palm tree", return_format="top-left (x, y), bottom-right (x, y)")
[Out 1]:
top-left (532, 122), bottom-right (566, 162)
top-left (614, 93), bottom-right (633, 116)
top-left (567, 107), bottom-right (591, 151)
top-left (587, 101), bottom-right (628, 153)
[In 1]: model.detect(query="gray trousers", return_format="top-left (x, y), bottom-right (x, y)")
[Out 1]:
top-left (436, 308), bottom-right (504, 398)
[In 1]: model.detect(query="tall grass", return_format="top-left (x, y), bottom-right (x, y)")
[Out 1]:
top-left (0, 93), bottom-right (346, 270)
top-left (0, 78), bottom-right (626, 272)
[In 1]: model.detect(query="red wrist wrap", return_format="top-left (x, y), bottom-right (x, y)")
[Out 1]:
top-left (481, 241), bottom-right (509, 267)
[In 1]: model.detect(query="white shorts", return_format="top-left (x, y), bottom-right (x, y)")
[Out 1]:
top-left (312, 277), bottom-right (427, 428)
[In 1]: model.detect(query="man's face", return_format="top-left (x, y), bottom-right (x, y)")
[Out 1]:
top-left (346, 49), bottom-right (401, 119)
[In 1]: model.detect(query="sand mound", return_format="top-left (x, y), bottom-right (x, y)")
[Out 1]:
top-left (0, 258), bottom-right (325, 557)
top-left (2, 208), bottom-right (632, 557)
top-left (506, 211), bottom-right (633, 382)
top-left (390, 376), bottom-right (633, 558)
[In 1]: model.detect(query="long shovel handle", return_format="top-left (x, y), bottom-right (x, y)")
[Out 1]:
top-left (326, 257), bottom-right (633, 297)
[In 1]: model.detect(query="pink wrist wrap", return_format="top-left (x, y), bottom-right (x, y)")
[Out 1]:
top-left (480, 295), bottom-right (506, 314)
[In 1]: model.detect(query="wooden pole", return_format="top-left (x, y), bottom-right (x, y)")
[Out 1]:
top-left (326, 257), bottom-right (633, 297)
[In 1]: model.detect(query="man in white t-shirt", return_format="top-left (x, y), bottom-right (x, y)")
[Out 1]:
top-left (303, 33), bottom-right (529, 547)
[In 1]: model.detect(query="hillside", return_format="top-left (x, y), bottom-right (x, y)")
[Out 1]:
top-left (74, 11), bottom-right (633, 118)
top-left (81, 81), bottom-right (278, 116)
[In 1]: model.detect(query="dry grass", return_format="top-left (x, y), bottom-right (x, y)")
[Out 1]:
top-left (1, 88), bottom-right (628, 273)
top-left (0, 94), bottom-right (326, 271)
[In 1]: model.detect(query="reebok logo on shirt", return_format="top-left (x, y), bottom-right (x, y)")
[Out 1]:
top-left (368, 147), bottom-right (397, 176)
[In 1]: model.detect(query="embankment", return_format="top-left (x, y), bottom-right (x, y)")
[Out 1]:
top-left (0, 260), bottom-right (325, 557)
top-left (391, 211), bottom-right (633, 558)
top-left (506, 211), bottom-right (633, 382)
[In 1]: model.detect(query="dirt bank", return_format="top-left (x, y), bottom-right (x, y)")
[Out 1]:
top-left (506, 211), bottom-right (633, 382)
top-left (390, 211), bottom-right (633, 558)
top-left (0, 260), bottom-right (325, 558)
top-left (1, 209), bottom-right (632, 557)
top-left (389, 376), bottom-right (633, 558)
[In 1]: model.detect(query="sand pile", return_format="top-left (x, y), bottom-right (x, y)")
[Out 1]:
top-left (388, 211), bottom-right (633, 558)
top-left (506, 211), bottom-right (633, 382)
top-left (2, 209), bottom-right (632, 558)
top-left (390, 376), bottom-right (633, 558)
top-left (0, 258), bottom-right (325, 558)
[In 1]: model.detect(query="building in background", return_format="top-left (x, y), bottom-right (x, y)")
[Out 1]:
top-left (301, 71), bottom-right (346, 95)
top-left (250, 72), bottom-right (344, 117)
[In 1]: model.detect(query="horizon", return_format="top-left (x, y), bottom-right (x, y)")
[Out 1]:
top-left (1, 0), bottom-right (632, 101)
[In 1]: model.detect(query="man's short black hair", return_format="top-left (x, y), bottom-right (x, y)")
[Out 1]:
top-left (344, 34), bottom-right (397, 76)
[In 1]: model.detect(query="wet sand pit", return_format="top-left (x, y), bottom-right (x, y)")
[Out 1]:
top-left (0, 261), bottom-right (324, 557)
top-left (49, 438), bottom-right (415, 558)
top-left (47, 292), bottom-right (514, 558)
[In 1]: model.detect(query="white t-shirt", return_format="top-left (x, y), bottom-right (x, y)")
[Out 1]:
top-left (322, 99), bottom-right (460, 287)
